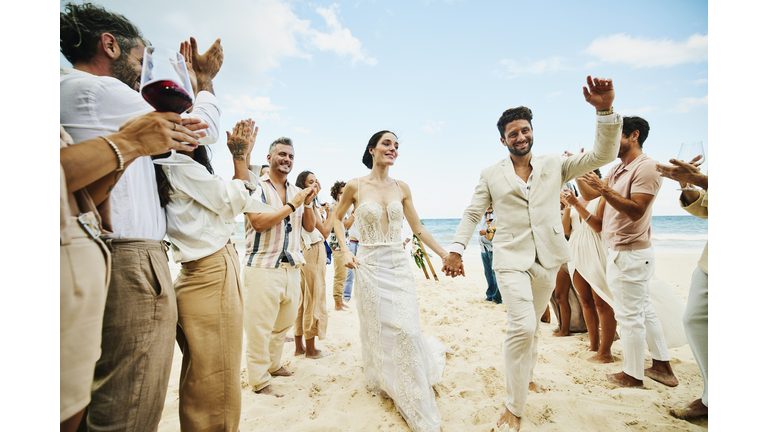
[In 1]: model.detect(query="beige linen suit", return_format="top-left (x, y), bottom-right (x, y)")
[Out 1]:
top-left (453, 117), bottom-right (621, 416)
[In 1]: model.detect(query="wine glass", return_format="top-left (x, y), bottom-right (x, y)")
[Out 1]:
top-left (676, 141), bottom-right (706, 191)
top-left (139, 47), bottom-right (196, 165)
top-left (567, 141), bottom-right (582, 156)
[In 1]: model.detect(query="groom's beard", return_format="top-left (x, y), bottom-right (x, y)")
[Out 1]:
top-left (507, 137), bottom-right (534, 156)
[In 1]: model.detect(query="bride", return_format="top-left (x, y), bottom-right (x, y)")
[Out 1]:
top-left (332, 130), bottom-right (449, 432)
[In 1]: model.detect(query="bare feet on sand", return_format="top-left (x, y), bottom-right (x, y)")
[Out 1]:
top-left (497, 407), bottom-right (521, 431)
top-left (552, 329), bottom-right (571, 337)
top-left (587, 352), bottom-right (615, 363)
top-left (334, 298), bottom-right (347, 311)
top-left (285, 336), bottom-right (294, 343)
top-left (270, 366), bottom-right (293, 377)
top-left (540, 307), bottom-right (550, 323)
top-left (670, 398), bottom-right (708, 420)
top-left (528, 381), bottom-right (546, 393)
top-left (644, 360), bottom-right (678, 387)
top-left (306, 350), bottom-right (326, 359)
top-left (255, 384), bottom-right (283, 397)
top-left (606, 372), bottom-right (643, 387)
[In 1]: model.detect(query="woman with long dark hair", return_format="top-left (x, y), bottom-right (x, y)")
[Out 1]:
top-left (293, 170), bottom-right (332, 358)
top-left (332, 130), bottom-right (449, 432)
top-left (154, 119), bottom-right (270, 431)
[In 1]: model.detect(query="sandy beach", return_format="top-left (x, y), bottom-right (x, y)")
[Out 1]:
top-left (157, 248), bottom-right (707, 432)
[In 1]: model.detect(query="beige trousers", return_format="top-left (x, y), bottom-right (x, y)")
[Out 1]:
top-left (331, 249), bottom-right (347, 300)
top-left (242, 263), bottom-right (300, 391)
top-left (175, 244), bottom-right (243, 431)
top-left (296, 242), bottom-right (328, 339)
top-left (60, 216), bottom-right (109, 422)
top-left (495, 261), bottom-right (558, 418)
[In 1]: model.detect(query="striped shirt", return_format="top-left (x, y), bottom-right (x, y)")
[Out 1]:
top-left (244, 174), bottom-right (306, 268)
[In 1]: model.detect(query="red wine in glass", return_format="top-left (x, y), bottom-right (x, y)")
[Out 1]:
top-left (142, 79), bottom-right (193, 114)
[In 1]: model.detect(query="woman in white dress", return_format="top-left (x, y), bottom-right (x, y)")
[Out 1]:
top-left (563, 185), bottom-right (617, 364)
top-left (332, 130), bottom-right (449, 432)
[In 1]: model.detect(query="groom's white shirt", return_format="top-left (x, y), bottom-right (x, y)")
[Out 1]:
top-left (451, 113), bottom-right (622, 271)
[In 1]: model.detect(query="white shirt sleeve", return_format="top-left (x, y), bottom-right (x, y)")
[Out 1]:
top-left (449, 243), bottom-right (465, 256)
top-left (184, 91), bottom-right (221, 142)
top-left (167, 162), bottom-right (274, 219)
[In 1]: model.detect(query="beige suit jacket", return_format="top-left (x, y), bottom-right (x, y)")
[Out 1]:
top-left (453, 118), bottom-right (622, 271)
top-left (681, 189), bottom-right (708, 274)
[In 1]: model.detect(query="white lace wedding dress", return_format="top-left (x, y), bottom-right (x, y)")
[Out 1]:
top-left (353, 180), bottom-right (444, 432)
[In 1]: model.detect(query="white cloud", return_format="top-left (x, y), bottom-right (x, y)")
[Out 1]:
top-left (691, 78), bottom-right (708, 86)
top-left (309, 4), bottom-right (378, 66)
top-left (618, 106), bottom-right (658, 116)
top-left (499, 57), bottom-right (571, 78)
top-left (222, 94), bottom-right (286, 121)
top-left (585, 33), bottom-right (708, 68)
top-left (293, 126), bottom-right (311, 134)
top-left (422, 120), bottom-right (445, 133)
top-left (669, 95), bottom-right (708, 113)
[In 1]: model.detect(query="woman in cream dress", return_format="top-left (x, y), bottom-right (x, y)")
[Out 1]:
top-left (332, 130), bottom-right (450, 432)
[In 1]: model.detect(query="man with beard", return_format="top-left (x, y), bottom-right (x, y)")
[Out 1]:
top-left (241, 137), bottom-right (318, 397)
top-left (59, 3), bottom-right (222, 430)
top-left (443, 76), bottom-right (622, 431)
top-left (578, 116), bottom-right (678, 389)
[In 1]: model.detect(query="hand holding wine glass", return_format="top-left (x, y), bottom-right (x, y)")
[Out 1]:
top-left (675, 141), bottom-right (706, 190)
top-left (140, 46), bottom-right (197, 165)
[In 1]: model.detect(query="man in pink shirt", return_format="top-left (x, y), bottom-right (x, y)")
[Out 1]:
top-left (578, 116), bottom-right (678, 388)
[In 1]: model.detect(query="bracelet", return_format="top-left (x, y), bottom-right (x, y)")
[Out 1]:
top-left (286, 202), bottom-right (296, 212)
top-left (101, 136), bottom-right (124, 172)
top-left (596, 107), bottom-right (614, 116)
top-left (585, 213), bottom-right (593, 221)
top-left (304, 203), bottom-right (313, 208)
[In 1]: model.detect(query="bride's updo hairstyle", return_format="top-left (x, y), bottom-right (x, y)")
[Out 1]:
top-left (362, 130), bottom-right (396, 169)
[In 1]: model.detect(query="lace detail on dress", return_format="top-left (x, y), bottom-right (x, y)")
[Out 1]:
top-left (353, 193), bottom-right (441, 432)
top-left (356, 201), bottom-right (404, 245)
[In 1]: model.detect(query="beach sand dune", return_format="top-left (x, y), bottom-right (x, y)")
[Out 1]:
top-left (158, 252), bottom-right (707, 431)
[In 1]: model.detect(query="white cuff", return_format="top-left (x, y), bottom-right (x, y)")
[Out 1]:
top-left (596, 112), bottom-right (621, 124)
top-left (449, 243), bottom-right (466, 256)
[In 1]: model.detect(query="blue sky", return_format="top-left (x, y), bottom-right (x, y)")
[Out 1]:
top-left (59, 0), bottom-right (708, 218)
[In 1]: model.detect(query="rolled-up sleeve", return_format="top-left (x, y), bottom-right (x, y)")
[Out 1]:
top-left (185, 91), bottom-right (221, 141)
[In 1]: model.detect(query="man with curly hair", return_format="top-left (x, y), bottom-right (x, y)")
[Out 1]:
top-left (444, 77), bottom-right (622, 431)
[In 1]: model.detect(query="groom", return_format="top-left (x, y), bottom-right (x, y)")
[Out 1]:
top-left (443, 76), bottom-right (622, 431)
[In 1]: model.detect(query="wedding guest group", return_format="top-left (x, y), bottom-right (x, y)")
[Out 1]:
top-left (60, 5), bottom-right (708, 429)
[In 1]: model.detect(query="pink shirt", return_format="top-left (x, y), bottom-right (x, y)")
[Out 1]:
top-left (602, 153), bottom-right (662, 251)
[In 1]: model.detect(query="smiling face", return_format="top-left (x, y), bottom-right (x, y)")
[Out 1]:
top-left (267, 143), bottom-right (295, 175)
top-left (370, 132), bottom-right (399, 167)
top-left (110, 38), bottom-right (145, 91)
top-left (501, 119), bottom-right (534, 157)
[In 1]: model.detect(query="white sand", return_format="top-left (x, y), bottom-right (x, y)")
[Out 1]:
top-left (158, 250), bottom-right (707, 431)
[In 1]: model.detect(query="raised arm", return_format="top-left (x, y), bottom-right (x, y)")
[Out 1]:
top-left (656, 158), bottom-right (708, 206)
top-left (189, 37), bottom-right (223, 95)
top-left (226, 119), bottom-right (255, 182)
top-left (561, 76), bottom-right (621, 182)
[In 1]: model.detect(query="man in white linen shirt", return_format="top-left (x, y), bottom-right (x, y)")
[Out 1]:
top-left (59, 3), bottom-right (222, 431)
top-left (443, 76), bottom-right (622, 431)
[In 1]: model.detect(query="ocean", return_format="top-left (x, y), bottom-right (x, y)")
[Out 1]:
top-left (231, 215), bottom-right (707, 257)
